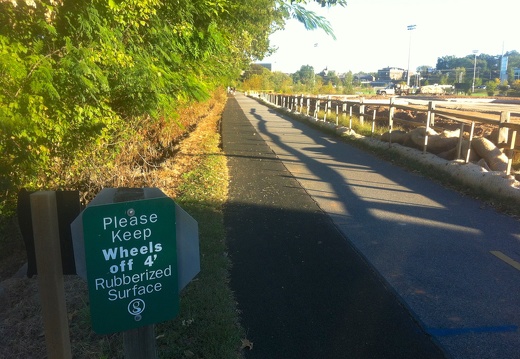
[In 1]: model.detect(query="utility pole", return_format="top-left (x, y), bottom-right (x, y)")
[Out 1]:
top-left (472, 50), bottom-right (478, 93)
top-left (406, 25), bottom-right (416, 87)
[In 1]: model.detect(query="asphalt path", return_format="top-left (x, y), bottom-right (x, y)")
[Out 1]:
top-left (223, 96), bottom-right (447, 359)
top-left (222, 94), bottom-right (520, 359)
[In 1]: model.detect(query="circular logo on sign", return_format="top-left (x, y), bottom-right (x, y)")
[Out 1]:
top-left (128, 298), bottom-right (146, 321)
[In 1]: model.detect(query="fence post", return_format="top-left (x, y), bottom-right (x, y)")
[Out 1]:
top-left (349, 106), bottom-right (353, 133)
top-left (428, 101), bottom-right (436, 127)
top-left (388, 97), bottom-right (395, 132)
top-left (423, 101), bottom-right (435, 153)
top-left (359, 98), bottom-right (365, 125)
top-left (371, 110), bottom-right (377, 135)
top-left (306, 98), bottom-right (310, 116)
top-left (498, 111), bottom-right (510, 145)
top-left (30, 191), bottom-right (72, 359)
top-left (465, 122), bottom-right (476, 163)
top-left (336, 105), bottom-right (339, 126)
top-left (323, 100), bottom-right (328, 122)
top-left (505, 130), bottom-right (517, 175)
top-left (456, 123), bottom-right (465, 159)
top-left (314, 99), bottom-right (320, 119)
top-left (388, 98), bottom-right (395, 146)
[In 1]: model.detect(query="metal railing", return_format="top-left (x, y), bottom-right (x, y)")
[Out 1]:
top-left (249, 92), bottom-right (519, 176)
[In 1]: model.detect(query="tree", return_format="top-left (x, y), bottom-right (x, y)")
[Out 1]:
top-left (270, 71), bottom-right (293, 92)
top-left (277, 0), bottom-right (347, 40)
top-left (486, 79), bottom-right (499, 96)
top-left (0, 0), bottom-right (350, 215)
top-left (342, 71), bottom-right (354, 94)
top-left (324, 70), bottom-right (340, 86)
top-left (293, 65), bottom-right (315, 85)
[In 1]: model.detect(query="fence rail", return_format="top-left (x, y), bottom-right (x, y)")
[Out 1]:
top-left (249, 92), bottom-right (519, 176)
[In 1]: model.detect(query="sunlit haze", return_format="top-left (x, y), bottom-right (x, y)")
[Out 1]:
top-left (262, 0), bottom-right (520, 74)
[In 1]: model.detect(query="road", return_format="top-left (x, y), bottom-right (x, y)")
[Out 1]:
top-left (224, 93), bottom-right (520, 359)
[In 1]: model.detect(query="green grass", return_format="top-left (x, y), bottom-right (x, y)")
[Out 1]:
top-left (154, 196), bottom-right (243, 358)
top-left (153, 128), bottom-right (244, 358)
top-left (312, 109), bottom-right (391, 137)
top-left (0, 93), bottom-right (244, 358)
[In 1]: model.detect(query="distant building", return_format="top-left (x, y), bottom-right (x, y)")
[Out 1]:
top-left (377, 67), bottom-right (405, 81)
top-left (255, 63), bottom-right (272, 71)
top-left (354, 73), bottom-right (375, 83)
top-left (514, 68), bottom-right (520, 81)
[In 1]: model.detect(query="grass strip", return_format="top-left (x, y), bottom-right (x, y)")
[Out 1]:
top-left (153, 107), bottom-right (244, 358)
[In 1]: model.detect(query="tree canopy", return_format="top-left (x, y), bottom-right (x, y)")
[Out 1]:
top-left (435, 51), bottom-right (520, 84)
top-left (0, 0), bottom-right (347, 213)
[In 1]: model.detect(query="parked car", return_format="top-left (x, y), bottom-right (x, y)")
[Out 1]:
top-left (376, 83), bottom-right (410, 96)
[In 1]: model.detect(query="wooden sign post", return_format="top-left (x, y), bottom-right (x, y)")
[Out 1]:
top-left (69, 187), bottom-right (200, 358)
top-left (30, 191), bottom-right (72, 359)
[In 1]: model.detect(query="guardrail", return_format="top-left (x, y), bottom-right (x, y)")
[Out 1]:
top-left (248, 92), bottom-right (519, 176)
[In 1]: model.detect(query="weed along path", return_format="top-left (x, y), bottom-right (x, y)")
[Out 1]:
top-left (222, 93), bottom-right (520, 359)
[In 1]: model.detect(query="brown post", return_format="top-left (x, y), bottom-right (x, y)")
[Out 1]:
top-left (123, 326), bottom-right (158, 359)
top-left (31, 191), bottom-right (72, 359)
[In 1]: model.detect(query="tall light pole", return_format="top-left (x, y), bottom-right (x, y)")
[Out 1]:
top-left (472, 50), bottom-right (478, 93)
top-left (406, 25), bottom-right (416, 87)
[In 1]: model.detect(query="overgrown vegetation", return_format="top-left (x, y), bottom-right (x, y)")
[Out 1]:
top-left (1, 0), bottom-right (352, 357)
top-left (0, 0), bottom-right (348, 212)
top-left (0, 90), bottom-right (247, 358)
top-left (0, 0), bottom-right (273, 217)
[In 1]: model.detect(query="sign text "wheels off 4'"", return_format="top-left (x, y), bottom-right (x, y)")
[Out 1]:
top-left (82, 197), bottom-right (178, 334)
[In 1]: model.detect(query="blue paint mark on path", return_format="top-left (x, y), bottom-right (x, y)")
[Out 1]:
top-left (428, 325), bottom-right (518, 337)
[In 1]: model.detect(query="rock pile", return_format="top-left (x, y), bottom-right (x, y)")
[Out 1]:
top-left (381, 127), bottom-right (511, 173)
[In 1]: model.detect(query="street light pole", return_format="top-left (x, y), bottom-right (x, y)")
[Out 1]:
top-left (406, 25), bottom-right (416, 87)
top-left (472, 50), bottom-right (478, 93)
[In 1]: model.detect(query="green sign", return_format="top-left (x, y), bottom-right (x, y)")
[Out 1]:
top-left (82, 197), bottom-right (179, 334)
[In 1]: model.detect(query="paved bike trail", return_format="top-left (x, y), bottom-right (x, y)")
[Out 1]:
top-left (222, 94), bottom-right (520, 359)
top-left (222, 95), bottom-right (447, 359)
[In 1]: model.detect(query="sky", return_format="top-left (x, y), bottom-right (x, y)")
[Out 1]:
top-left (261, 0), bottom-right (520, 74)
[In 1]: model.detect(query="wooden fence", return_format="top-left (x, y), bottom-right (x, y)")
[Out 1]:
top-left (250, 92), bottom-right (520, 176)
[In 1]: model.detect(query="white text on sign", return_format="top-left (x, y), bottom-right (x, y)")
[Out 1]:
top-left (103, 214), bottom-right (158, 242)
